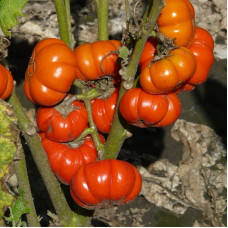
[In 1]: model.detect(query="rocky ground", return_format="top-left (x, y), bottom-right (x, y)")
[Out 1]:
top-left (1, 0), bottom-right (227, 226)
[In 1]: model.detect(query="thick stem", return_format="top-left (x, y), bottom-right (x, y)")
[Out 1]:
top-left (15, 146), bottom-right (40, 227)
top-left (103, 83), bottom-right (130, 159)
top-left (54, 0), bottom-right (72, 48)
top-left (104, 0), bottom-right (164, 159)
top-left (8, 91), bottom-right (91, 227)
top-left (126, 0), bottom-right (164, 79)
top-left (96, 0), bottom-right (109, 40)
top-left (64, 0), bottom-right (75, 49)
top-left (125, 0), bottom-right (131, 25)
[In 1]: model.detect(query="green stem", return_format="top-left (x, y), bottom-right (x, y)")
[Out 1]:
top-left (104, 0), bottom-right (164, 159)
top-left (15, 146), bottom-right (40, 227)
top-left (54, 0), bottom-right (72, 48)
top-left (125, 0), bottom-right (131, 31)
top-left (73, 80), bottom-right (104, 157)
top-left (96, 0), bottom-right (109, 40)
top-left (156, 43), bottom-right (161, 56)
top-left (81, 88), bottom-right (105, 158)
top-left (133, 75), bottom-right (140, 88)
top-left (72, 128), bottom-right (95, 143)
top-left (76, 88), bottom-right (102, 100)
top-left (103, 84), bottom-right (130, 159)
top-left (8, 91), bottom-right (91, 227)
top-left (64, 0), bottom-right (75, 49)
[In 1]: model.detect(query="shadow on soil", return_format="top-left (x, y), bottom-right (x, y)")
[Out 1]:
top-left (7, 38), bottom-right (36, 83)
top-left (193, 78), bottom-right (227, 146)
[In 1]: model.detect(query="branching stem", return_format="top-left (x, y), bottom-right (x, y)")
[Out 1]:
top-left (8, 91), bottom-right (91, 227)
top-left (73, 80), bottom-right (105, 157)
top-left (72, 128), bottom-right (95, 143)
top-left (81, 88), bottom-right (105, 158)
top-left (103, 0), bottom-right (164, 159)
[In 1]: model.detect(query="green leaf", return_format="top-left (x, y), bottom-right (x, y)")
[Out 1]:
top-left (0, 0), bottom-right (29, 37)
top-left (0, 137), bottom-right (16, 178)
top-left (0, 102), bottom-right (17, 138)
top-left (151, 30), bottom-right (157, 37)
top-left (0, 188), bottom-right (14, 218)
top-left (118, 46), bottom-right (130, 60)
top-left (0, 100), bottom-right (17, 219)
top-left (0, 102), bottom-right (17, 178)
top-left (4, 189), bottom-right (30, 225)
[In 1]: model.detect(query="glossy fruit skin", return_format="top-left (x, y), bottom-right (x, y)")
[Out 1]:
top-left (0, 65), bottom-right (14, 99)
top-left (24, 38), bottom-right (77, 106)
top-left (174, 82), bottom-right (195, 93)
top-left (70, 159), bottom-right (142, 209)
top-left (154, 92), bottom-right (181, 127)
top-left (186, 27), bottom-right (214, 86)
top-left (40, 133), bottom-right (104, 185)
top-left (139, 37), bottom-right (157, 70)
top-left (91, 89), bottom-right (118, 133)
top-left (73, 40), bottom-right (121, 81)
top-left (139, 47), bottom-right (197, 94)
top-left (157, 0), bottom-right (195, 47)
top-left (37, 100), bottom-right (88, 142)
top-left (119, 88), bottom-right (181, 127)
